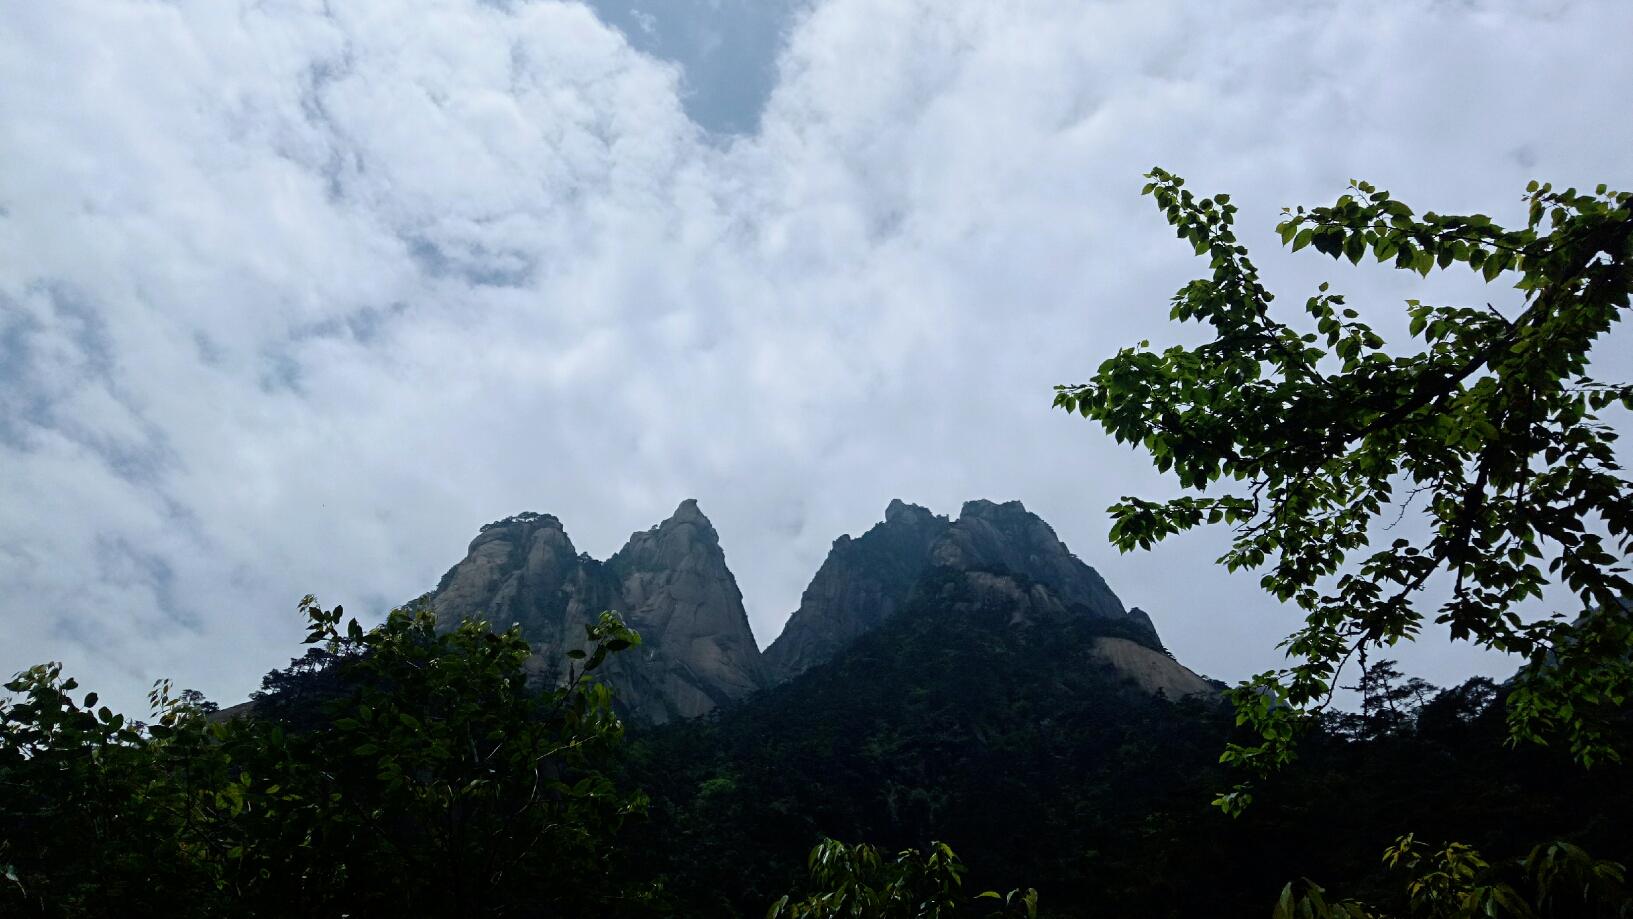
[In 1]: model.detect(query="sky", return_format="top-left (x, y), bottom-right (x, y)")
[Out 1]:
top-left (2, 0), bottom-right (1631, 716)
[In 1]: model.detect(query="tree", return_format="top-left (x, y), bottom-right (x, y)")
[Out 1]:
top-left (1054, 170), bottom-right (1633, 812)
top-left (766, 839), bottom-right (1037, 919)
top-left (220, 597), bottom-right (656, 917)
top-left (1274, 836), bottom-right (1631, 919)
top-left (0, 666), bottom-right (226, 918)
top-left (1336, 658), bottom-right (1439, 740)
top-left (0, 597), bottom-right (651, 918)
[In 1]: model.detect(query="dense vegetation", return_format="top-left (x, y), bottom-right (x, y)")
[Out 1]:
top-left (3, 576), bottom-right (1630, 918)
top-left (0, 599), bottom-right (651, 918)
top-left (616, 566), bottom-right (1632, 918)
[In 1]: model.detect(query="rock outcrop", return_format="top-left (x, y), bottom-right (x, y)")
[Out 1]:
top-left (427, 511), bottom-right (618, 653)
top-left (1088, 637), bottom-right (1214, 699)
top-left (763, 498), bottom-right (1160, 683)
top-left (602, 499), bottom-right (770, 719)
top-left (425, 500), bottom-right (766, 723)
top-left (934, 499), bottom-right (1129, 619)
top-left (924, 567), bottom-right (1214, 700)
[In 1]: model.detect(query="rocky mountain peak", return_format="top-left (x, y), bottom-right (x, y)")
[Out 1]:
top-left (607, 500), bottom-right (768, 715)
top-left (424, 500), bottom-right (766, 724)
top-left (671, 496), bottom-right (708, 523)
top-left (615, 499), bottom-right (721, 571)
top-left (430, 512), bottom-right (584, 640)
top-left (761, 501), bottom-right (950, 682)
top-left (763, 498), bottom-right (1156, 683)
top-left (422, 497), bottom-right (1178, 720)
top-left (934, 500), bottom-right (1126, 619)
top-left (885, 498), bottom-right (937, 526)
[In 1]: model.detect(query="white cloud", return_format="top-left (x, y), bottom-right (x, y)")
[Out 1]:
top-left (2, 0), bottom-right (1630, 712)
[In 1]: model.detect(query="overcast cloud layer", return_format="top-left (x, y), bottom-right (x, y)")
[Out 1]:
top-left (3, 0), bottom-right (1631, 714)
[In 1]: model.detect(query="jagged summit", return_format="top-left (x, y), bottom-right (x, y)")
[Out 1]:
top-left (762, 498), bottom-right (1160, 683)
top-left (425, 500), bottom-right (766, 724)
top-left (885, 497), bottom-right (934, 525)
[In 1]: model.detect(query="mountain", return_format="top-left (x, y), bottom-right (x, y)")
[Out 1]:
top-left (425, 499), bottom-right (767, 723)
top-left (617, 562), bottom-right (1229, 917)
top-left (424, 496), bottom-right (1189, 722)
top-left (763, 498), bottom-right (1159, 683)
top-left (618, 559), bottom-right (1633, 919)
top-left (229, 500), bottom-right (1631, 919)
top-left (757, 499), bottom-right (949, 682)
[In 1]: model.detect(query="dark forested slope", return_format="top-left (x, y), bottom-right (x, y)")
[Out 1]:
top-left (613, 565), bottom-right (1633, 918)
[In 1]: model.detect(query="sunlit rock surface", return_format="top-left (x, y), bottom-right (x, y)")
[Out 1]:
top-left (1088, 637), bottom-right (1214, 700)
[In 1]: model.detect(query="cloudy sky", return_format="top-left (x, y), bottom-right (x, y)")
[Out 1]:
top-left (3, 0), bottom-right (1630, 715)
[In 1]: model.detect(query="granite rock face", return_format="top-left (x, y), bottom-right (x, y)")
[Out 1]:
top-left (931, 500), bottom-right (1127, 618)
top-left (761, 499), bottom-right (949, 682)
top-left (1087, 637), bottom-right (1214, 700)
top-left (763, 498), bottom-right (1159, 683)
top-left (603, 499), bottom-right (770, 720)
top-left (426, 500), bottom-right (767, 724)
top-left (428, 511), bottom-right (617, 653)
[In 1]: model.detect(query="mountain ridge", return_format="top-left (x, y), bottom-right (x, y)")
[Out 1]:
top-left (422, 497), bottom-right (1195, 723)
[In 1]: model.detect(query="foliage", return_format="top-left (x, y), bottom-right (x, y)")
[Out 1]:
top-left (1055, 171), bottom-right (1633, 810)
top-left (0, 597), bottom-right (648, 918)
top-left (766, 839), bottom-right (1036, 919)
top-left (0, 665), bottom-right (226, 918)
top-left (5, 579), bottom-right (1631, 919)
top-left (222, 597), bottom-right (652, 917)
top-left (1276, 835), bottom-right (1631, 919)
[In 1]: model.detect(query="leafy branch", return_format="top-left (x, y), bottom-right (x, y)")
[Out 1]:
top-left (1056, 170), bottom-right (1633, 812)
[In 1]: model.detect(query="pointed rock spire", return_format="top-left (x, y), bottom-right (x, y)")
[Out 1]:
top-left (606, 500), bottom-right (769, 719)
